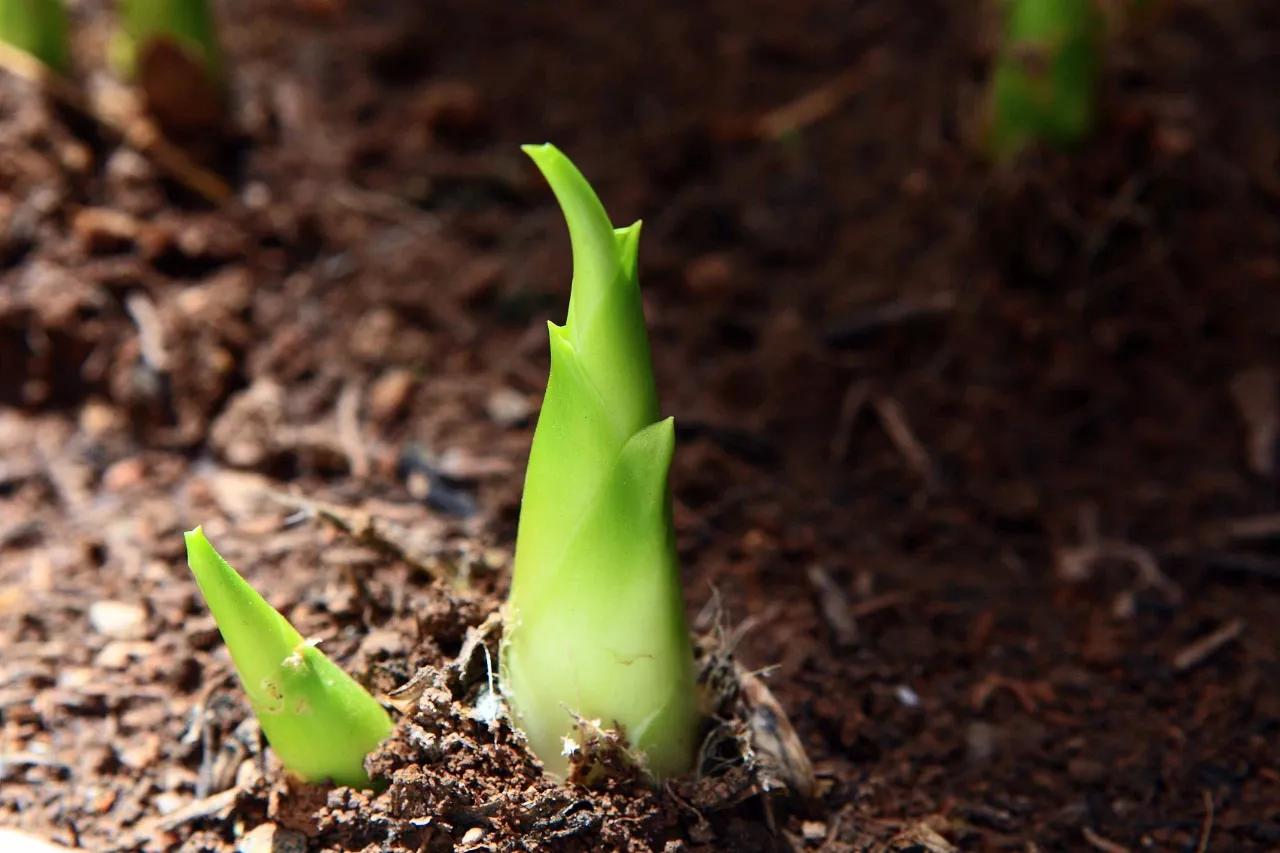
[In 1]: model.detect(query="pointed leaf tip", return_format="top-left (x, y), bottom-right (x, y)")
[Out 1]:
top-left (183, 528), bottom-right (392, 787)
top-left (522, 143), bottom-right (618, 334)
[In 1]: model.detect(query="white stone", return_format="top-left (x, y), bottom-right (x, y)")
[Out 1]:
top-left (88, 601), bottom-right (147, 639)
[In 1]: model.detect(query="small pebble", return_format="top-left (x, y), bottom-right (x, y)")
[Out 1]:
top-left (460, 827), bottom-right (486, 846)
top-left (242, 182), bottom-right (271, 210)
top-left (486, 387), bottom-right (531, 426)
top-left (1067, 756), bottom-right (1107, 785)
top-left (684, 252), bottom-right (733, 296)
top-left (72, 207), bottom-right (139, 254)
top-left (368, 369), bottom-right (417, 421)
top-left (88, 600), bottom-right (147, 639)
top-left (101, 458), bottom-right (147, 492)
top-left (801, 821), bottom-right (827, 843)
top-left (104, 149), bottom-right (154, 185)
top-left (95, 640), bottom-right (152, 669)
top-left (153, 793), bottom-right (186, 816)
top-left (79, 400), bottom-right (124, 439)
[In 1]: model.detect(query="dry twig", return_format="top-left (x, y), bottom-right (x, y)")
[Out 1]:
top-left (1173, 619), bottom-right (1244, 673)
top-left (754, 49), bottom-right (885, 140)
top-left (829, 381), bottom-right (871, 462)
top-left (1057, 509), bottom-right (1181, 616)
top-left (125, 292), bottom-right (171, 373)
top-left (1195, 789), bottom-right (1214, 853)
top-left (806, 566), bottom-right (857, 647)
top-left (1081, 827), bottom-right (1130, 853)
top-left (267, 490), bottom-right (457, 582)
top-left (335, 382), bottom-right (369, 479)
top-left (872, 395), bottom-right (939, 490)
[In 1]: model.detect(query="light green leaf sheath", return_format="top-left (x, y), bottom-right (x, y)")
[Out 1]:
top-left (185, 528), bottom-right (392, 788)
top-left (0, 0), bottom-right (70, 72)
top-left (502, 144), bottom-right (699, 780)
top-left (989, 0), bottom-right (1100, 159)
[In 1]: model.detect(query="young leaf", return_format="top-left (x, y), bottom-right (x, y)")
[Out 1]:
top-left (988, 0), bottom-right (1101, 160)
top-left (502, 145), bottom-right (699, 780)
top-left (185, 527), bottom-right (392, 788)
top-left (0, 0), bottom-right (70, 73)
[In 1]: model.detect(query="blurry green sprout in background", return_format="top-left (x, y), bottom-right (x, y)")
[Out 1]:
top-left (500, 145), bottom-right (701, 781)
top-left (114, 0), bottom-right (224, 131)
top-left (0, 0), bottom-right (223, 132)
top-left (0, 0), bottom-right (70, 72)
top-left (185, 528), bottom-right (392, 788)
top-left (114, 0), bottom-right (222, 85)
top-left (987, 0), bottom-right (1102, 159)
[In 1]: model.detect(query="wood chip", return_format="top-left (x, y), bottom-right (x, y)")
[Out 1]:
top-left (885, 824), bottom-right (956, 852)
top-left (738, 666), bottom-right (816, 799)
top-left (123, 787), bottom-right (239, 843)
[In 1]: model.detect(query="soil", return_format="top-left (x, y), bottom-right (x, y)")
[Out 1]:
top-left (2, 0), bottom-right (1279, 850)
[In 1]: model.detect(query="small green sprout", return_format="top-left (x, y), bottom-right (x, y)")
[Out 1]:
top-left (501, 145), bottom-right (700, 780)
top-left (113, 0), bottom-right (224, 133)
top-left (987, 0), bottom-right (1101, 159)
top-left (115, 0), bottom-right (221, 82)
top-left (185, 527), bottom-right (392, 788)
top-left (0, 0), bottom-right (70, 72)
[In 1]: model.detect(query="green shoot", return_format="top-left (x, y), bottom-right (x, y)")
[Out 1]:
top-left (185, 528), bottom-right (392, 788)
top-left (115, 0), bottom-right (221, 83)
top-left (0, 0), bottom-right (70, 73)
top-left (113, 0), bottom-right (224, 134)
top-left (987, 0), bottom-right (1101, 160)
top-left (501, 144), bottom-right (699, 780)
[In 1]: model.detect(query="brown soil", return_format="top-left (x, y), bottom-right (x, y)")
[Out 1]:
top-left (2, 0), bottom-right (1279, 850)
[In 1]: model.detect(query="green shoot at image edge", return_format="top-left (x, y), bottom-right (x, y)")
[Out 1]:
top-left (988, 0), bottom-right (1101, 160)
top-left (185, 528), bottom-right (392, 788)
top-left (0, 0), bottom-right (70, 72)
top-left (501, 144), bottom-right (700, 780)
top-left (115, 0), bottom-right (222, 85)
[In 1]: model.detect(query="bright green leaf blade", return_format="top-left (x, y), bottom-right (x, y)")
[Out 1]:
top-left (510, 322), bottom-right (621, 604)
top-left (185, 527), bottom-right (393, 788)
top-left (0, 0), bottom-right (70, 72)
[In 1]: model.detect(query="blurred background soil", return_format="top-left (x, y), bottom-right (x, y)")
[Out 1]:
top-left (1, 0), bottom-right (1278, 849)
